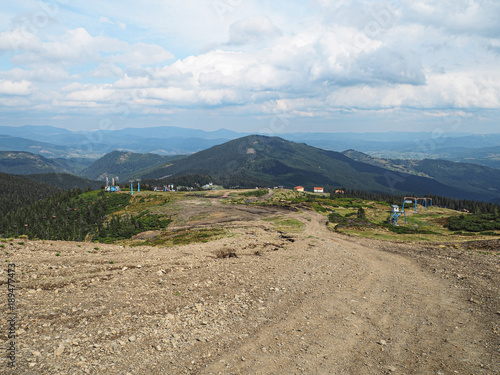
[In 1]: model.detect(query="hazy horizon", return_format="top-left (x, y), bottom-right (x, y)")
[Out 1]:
top-left (2, 123), bottom-right (500, 137)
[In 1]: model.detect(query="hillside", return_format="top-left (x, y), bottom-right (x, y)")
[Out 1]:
top-left (0, 189), bottom-right (498, 374)
top-left (0, 151), bottom-right (71, 175)
top-left (0, 172), bottom-right (61, 214)
top-left (80, 151), bottom-right (184, 181)
top-left (0, 134), bottom-right (70, 157)
top-left (139, 135), bottom-right (494, 201)
top-left (25, 173), bottom-right (103, 190)
top-left (343, 150), bottom-right (500, 200)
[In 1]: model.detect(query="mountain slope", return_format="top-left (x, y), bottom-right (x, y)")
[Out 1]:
top-left (0, 151), bottom-right (71, 175)
top-left (0, 172), bottom-right (61, 214)
top-left (80, 151), bottom-right (185, 181)
top-left (140, 135), bottom-right (486, 200)
top-left (25, 173), bottom-right (102, 190)
top-left (0, 134), bottom-right (72, 157)
top-left (343, 150), bottom-right (500, 199)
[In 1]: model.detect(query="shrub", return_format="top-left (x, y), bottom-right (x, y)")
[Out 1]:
top-left (214, 248), bottom-right (237, 258)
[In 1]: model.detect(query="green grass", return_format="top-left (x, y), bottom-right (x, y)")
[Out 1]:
top-left (242, 189), bottom-right (269, 198)
top-left (136, 227), bottom-right (227, 247)
top-left (264, 216), bottom-right (305, 233)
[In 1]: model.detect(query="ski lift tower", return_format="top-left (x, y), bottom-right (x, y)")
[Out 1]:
top-left (390, 204), bottom-right (407, 226)
top-left (130, 180), bottom-right (134, 195)
top-left (137, 179), bottom-right (142, 193)
top-left (403, 197), bottom-right (418, 213)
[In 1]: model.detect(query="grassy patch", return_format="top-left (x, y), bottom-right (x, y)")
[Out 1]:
top-left (142, 227), bottom-right (227, 247)
top-left (264, 216), bottom-right (305, 233)
top-left (242, 189), bottom-right (269, 198)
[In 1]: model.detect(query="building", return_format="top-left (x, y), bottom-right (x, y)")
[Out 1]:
top-left (294, 186), bottom-right (304, 192)
top-left (314, 187), bottom-right (324, 193)
top-left (334, 190), bottom-right (345, 195)
top-left (105, 177), bottom-right (121, 192)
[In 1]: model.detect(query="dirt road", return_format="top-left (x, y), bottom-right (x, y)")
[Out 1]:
top-left (1, 206), bottom-right (498, 374)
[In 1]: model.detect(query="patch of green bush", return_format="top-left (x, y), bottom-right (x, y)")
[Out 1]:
top-left (242, 189), bottom-right (269, 198)
top-left (446, 213), bottom-right (500, 232)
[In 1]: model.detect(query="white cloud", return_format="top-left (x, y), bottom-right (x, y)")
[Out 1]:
top-left (0, 79), bottom-right (33, 95)
top-left (227, 15), bottom-right (282, 45)
top-left (11, 27), bottom-right (174, 68)
top-left (0, 1), bottom-right (499, 132)
top-left (401, 0), bottom-right (500, 37)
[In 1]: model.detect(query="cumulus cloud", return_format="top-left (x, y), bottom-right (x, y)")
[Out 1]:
top-left (228, 15), bottom-right (282, 45)
top-left (12, 28), bottom-right (173, 67)
top-left (0, 79), bottom-right (33, 95)
top-left (401, 0), bottom-right (500, 37)
top-left (0, 0), bottom-right (499, 131)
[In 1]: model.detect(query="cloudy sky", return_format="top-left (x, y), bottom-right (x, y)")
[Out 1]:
top-left (0, 0), bottom-right (499, 133)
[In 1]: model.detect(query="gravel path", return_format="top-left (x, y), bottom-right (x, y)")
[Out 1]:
top-left (1, 207), bottom-right (498, 374)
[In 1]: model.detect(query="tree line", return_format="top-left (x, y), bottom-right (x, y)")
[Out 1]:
top-left (333, 188), bottom-right (500, 215)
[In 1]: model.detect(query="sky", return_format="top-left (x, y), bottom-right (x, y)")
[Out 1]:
top-left (0, 0), bottom-right (499, 134)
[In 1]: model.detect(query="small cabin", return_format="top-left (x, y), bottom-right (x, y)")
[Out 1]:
top-left (294, 186), bottom-right (304, 192)
top-left (314, 187), bottom-right (324, 193)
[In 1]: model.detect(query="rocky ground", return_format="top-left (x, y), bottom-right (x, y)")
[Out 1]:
top-left (1, 202), bottom-right (499, 374)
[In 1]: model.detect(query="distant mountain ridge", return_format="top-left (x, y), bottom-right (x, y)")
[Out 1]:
top-left (0, 151), bottom-right (70, 175)
top-left (1, 125), bottom-right (499, 169)
top-left (138, 135), bottom-right (499, 201)
top-left (2, 133), bottom-right (500, 202)
top-left (342, 150), bottom-right (500, 197)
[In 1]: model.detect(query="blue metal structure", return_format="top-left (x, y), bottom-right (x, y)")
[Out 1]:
top-left (403, 197), bottom-right (417, 213)
top-left (403, 197), bottom-right (432, 213)
top-left (390, 205), bottom-right (407, 226)
top-left (130, 181), bottom-right (134, 195)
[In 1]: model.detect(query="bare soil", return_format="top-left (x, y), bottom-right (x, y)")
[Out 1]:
top-left (1, 202), bottom-right (499, 374)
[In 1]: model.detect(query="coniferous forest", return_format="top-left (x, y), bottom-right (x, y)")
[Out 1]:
top-left (0, 189), bottom-right (171, 242)
top-left (0, 172), bottom-right (62, 214)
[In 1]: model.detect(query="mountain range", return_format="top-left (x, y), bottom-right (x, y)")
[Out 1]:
top-left (1, 125), bottom-right (500, 169)
top-left (2, 128), bottom-right (500, 203)
top-left (134, 135), bottom-right (500, 202)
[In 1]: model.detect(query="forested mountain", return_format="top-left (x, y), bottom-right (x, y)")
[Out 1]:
top-left (0, 172), bottom-right (61, 214)
top-left (343, 150), bottom-right (500, 200)
top-left (80, 151), bottom-right (185, 181)
top-left (0, 134), bottom-right (71, 157)
top-left (0, 151), bottom-right (71, 175)
top-left (2, 125), bottom-right (500, 168)
top-left (139, 135), bottom-right (495, 201)
top-left (25, 173), bottom-right (102, 190)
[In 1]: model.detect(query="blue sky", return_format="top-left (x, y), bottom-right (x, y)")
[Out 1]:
top-left (0, 0), bottom-right (499, 134)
